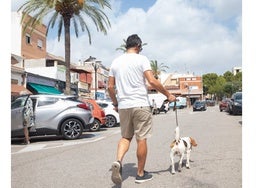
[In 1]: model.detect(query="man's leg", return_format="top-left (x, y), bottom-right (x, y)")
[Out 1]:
top-left (136, 138), bottom-right (147, 176)
top-left (111, 137), bottom-right (132, 184)
top-left (23, 126), bottom-right (30, 144)
top-left (117, 137), bottom-right (132, 162)
top-left (135, 138), bottom-right (153, 183)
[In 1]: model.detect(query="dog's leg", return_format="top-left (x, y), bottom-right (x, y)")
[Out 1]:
top-left (178, 153), bottom-right (184, 172)
top-left (186, 150), bottom-right (191, 169)
top-left (170, 151), bottom-right (176, 174)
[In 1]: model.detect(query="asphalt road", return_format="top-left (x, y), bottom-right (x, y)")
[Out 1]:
top-left (11, 105), bottom-right (242, 188)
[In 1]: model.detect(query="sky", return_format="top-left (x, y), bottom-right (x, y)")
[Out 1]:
top-left (11, 0), bottom-right (242, 76)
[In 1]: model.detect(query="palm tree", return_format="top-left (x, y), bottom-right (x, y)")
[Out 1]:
top-left (150, 60), bottom-right (169, 79)
top-left (116, 39), bottom-right (147, 53)
top-left (18, 0), bottom-right (111, 94)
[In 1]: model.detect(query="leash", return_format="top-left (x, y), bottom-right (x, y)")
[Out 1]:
top-left (173, 101), bottom-right (179, 127)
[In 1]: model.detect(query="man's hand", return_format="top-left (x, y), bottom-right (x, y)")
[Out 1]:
top-left (167, 94), bottom-right (176, 102)
top-left (113, 106), bottom-right (118, 112)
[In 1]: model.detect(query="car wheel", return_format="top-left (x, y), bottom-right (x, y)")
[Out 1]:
top-left (105, 115), bottom-right (117, 128)
top-left (61, 118), bottom-right (83, 140)
top-left (89, 119), bottom-right (101, 132)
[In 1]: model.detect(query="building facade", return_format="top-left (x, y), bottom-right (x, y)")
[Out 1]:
top-left (12, 11), bottom-right (47, 59)
top-left (159, 73), bottom-right (203, 105)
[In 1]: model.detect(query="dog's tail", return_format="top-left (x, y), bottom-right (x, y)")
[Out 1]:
top-left (190, 137), bottom-right (197, 147)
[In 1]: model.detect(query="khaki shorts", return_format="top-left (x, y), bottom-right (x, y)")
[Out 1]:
top-left (119, 106), bottom-right (152, 140)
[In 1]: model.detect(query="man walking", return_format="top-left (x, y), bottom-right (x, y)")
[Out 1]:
top-left (108, 34), bottom-right (176, 184)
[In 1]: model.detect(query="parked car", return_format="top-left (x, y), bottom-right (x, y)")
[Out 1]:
top-left (219, 98), bottom-right (229, 112)
top-left (96, 100), bottom-right (120, 128)
top-left (11, 94), bottom-right (94, 140)
top-left (227, 92), bottom-right (242, 115)
top-left (83, 98), bottom-right (106, 132)
top-left (193, 100), bottom-right (207, 111)
top-left (206, 99), bottom-right (216, 106)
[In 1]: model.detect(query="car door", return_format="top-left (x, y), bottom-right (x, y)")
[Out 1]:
top-left (33, 96), bottom-right (61, 130)
top-left (11, 95), bottom-right (28, 131)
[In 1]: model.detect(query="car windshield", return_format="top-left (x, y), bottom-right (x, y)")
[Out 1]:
top-left (235, 93), bottom-right (242, 100)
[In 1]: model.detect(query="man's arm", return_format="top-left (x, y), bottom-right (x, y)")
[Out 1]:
top-left (107, 76), bottom-right (118, 108)
top-left (144, 70), bottom-right (176, 102)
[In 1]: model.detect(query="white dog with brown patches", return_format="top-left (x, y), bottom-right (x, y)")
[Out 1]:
top-left (170, 126), bottom-right (197, 174)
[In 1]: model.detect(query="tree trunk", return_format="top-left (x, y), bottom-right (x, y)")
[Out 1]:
top-left (64, 17), bottom-right (71, 95)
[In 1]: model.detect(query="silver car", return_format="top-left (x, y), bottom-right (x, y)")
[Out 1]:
top-left (11, 94), bottom-right (94, 140)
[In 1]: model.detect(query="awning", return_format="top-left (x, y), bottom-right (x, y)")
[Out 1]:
top-left (28, 83), bottom-right (62, 94)
top-left (11, 84), bottom-right (32, 96)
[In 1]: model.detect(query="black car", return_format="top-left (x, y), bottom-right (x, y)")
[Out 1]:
top-left (227, 92), bottom-right (242, 115)
top-left (193, 101), bottom-right (207, 111)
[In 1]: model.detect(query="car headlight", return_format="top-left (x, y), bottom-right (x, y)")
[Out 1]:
top-left (234, 102), bottom-right (241, 106)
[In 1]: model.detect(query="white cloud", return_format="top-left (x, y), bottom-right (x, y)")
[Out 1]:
top-left (12, 0), bottom-right (242, 75)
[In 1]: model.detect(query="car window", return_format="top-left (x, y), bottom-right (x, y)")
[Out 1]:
top-left (97, 103), bottom-right (108, 108)
top-left (11, 96), bottom-right (28, 109)
top-left (37, 97), bottom-right (59, 107)
top-left (235, 93), bottom-right (242, 100)
top-left (65, 96), bottom-right (80, 102)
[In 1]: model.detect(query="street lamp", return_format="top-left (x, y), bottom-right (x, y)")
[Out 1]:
top-left (89, 56), bottom-right (99, 100)
top-left (93, 62), bottom-right (100, 100)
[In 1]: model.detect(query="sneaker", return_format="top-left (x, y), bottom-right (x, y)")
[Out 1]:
top-left (111, 161), bottom-right (122, 184)
top-left (23, 139), bottom-right (30, 145)
top-left (135, 171), bottom-right (153, 183)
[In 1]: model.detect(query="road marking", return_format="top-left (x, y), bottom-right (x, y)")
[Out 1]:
top-left (15, 144), bottom-right (47, 154)
top-left (11, 129), bottom-right (121, 155)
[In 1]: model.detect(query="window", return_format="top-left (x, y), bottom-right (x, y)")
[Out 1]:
top-left (26, 34), bottom-right (31, 44)
top-left (37, 97), bottom-right (59, 107)
top-left (11, 97), bottom-right (27, 109)
top-left (37, 39), bottom-right (43, 49)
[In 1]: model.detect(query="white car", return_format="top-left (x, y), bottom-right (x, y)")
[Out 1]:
top-left (96, 100), bottom-right (120, 127)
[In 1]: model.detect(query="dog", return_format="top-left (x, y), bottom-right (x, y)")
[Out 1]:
top-left (170, 126), bottom-right (197, 174)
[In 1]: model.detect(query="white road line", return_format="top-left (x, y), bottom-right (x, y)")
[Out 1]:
top-left (11, 129), bottom-right (121, 155)
top-left (14, 144), bottom-right (47, 154)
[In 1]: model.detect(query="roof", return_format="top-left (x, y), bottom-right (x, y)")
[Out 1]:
top-left (11, 84), bottom-right (32, 96)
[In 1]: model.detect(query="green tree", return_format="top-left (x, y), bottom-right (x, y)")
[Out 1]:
top-left (222, 71), bottom-right (242, 97)
top-left (214, 76), bottom-right (226, 100)
top-left (115, 39), bottom-right (127, 52)
top-left (203, 71), bottom-right (242, 100)
top-left (234, 72), bottom-right (242, 91)
top-left (202, 73), bottom-right (218, 96)
top-left (223, 71), bottom-right (234, 82)
top-left (116, 39), bottom-right (147, 53)
top-left (19, 0), bottom-right (111, 94)
top-left (150, 60), bottom-right (169, 79)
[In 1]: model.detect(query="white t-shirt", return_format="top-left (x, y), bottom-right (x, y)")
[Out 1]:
top-left (109, 53), bottom-right (152, 109)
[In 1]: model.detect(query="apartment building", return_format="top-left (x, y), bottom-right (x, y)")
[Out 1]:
top-left (159, 73), bottom-right (203, 105)
top-left (11, 11), bottom-right (86, 96)
top-left (12, 11), bottom-right (47, 59)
